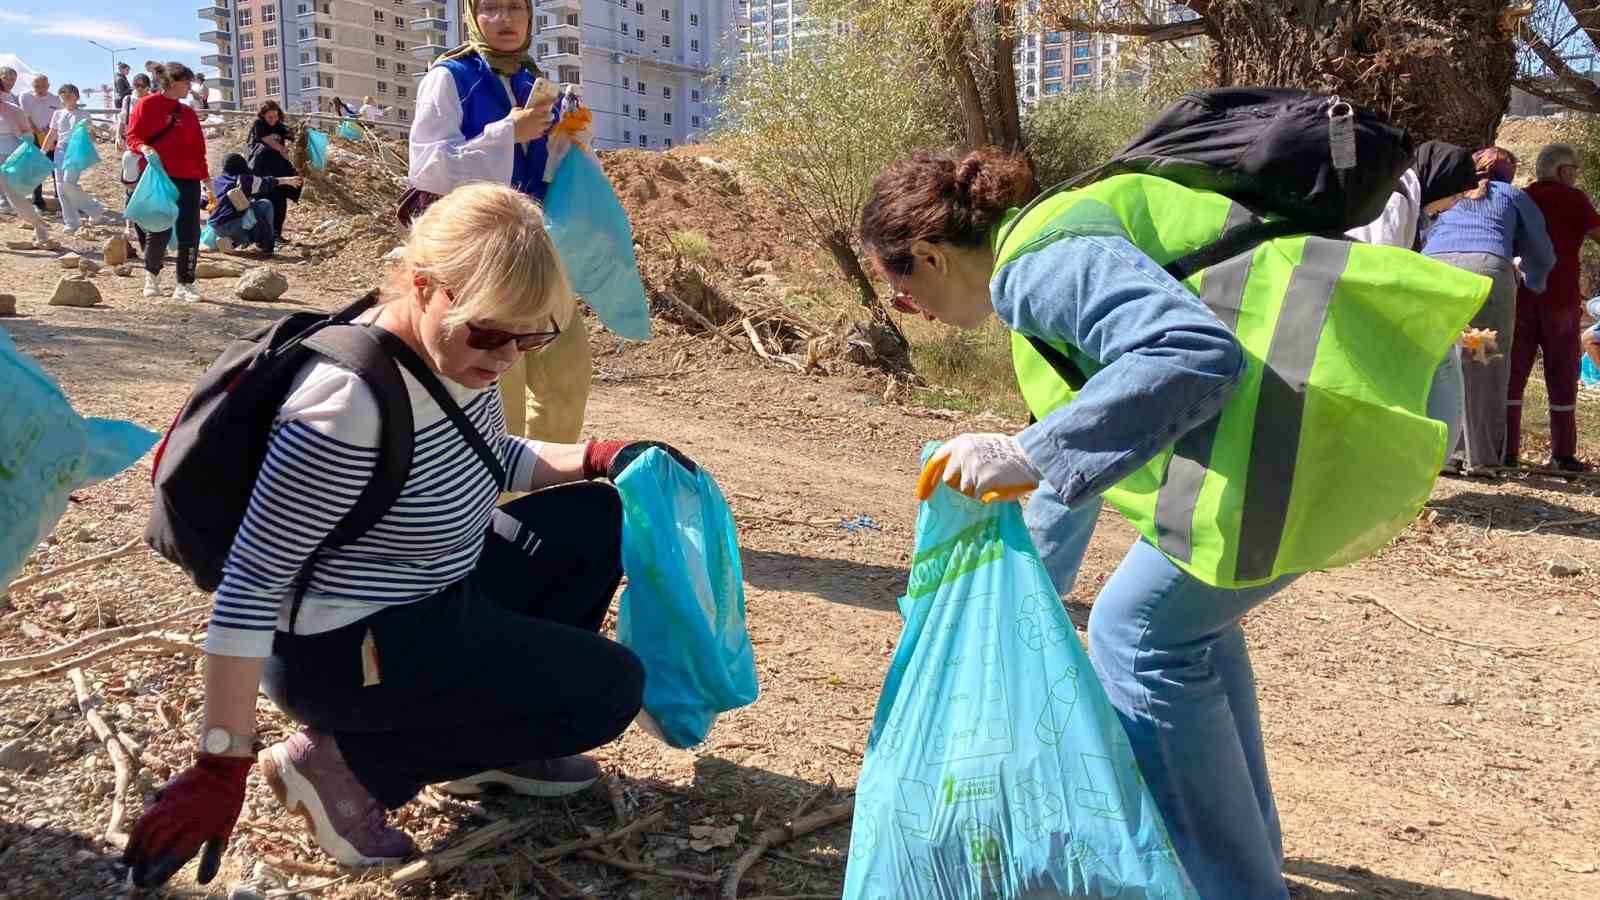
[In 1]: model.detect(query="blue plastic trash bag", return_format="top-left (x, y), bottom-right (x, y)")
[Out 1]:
top-left (0, 327), bottom-right (158, 586)
top-left (1, 137), bottom-right (55, 195)
top-left (305, 129), bottom-right (329, 171)
top-left (199, 223), bottom-right (218, 250)
top-left (614, 447), bottom-right (758, 748)
top-left (1583, 346), bottom-right (1599, 387)
top-left (125, 152), bottom-right (180, 232)
top-left (543, 148), bottom-right (652, 341)
top-left (842, 444), bottom-right (1197, 900)
top-left (338, 119), bottom-right (362, 142)
top-left (61, 122), bottom-right (100, 175)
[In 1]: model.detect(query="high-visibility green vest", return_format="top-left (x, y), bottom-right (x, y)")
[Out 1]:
top-left (1000, 174), bottom-right (1491, 589)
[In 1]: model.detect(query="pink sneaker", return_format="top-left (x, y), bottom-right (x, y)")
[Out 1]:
top-left (258, 729), bottom-right (416, 867)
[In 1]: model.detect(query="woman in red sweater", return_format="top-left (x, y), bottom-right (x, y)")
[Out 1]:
top-left (126, 61), bottom-right (211, 303)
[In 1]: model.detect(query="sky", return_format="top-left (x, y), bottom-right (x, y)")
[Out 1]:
top-left (0, 4), bottom-right (215, 107)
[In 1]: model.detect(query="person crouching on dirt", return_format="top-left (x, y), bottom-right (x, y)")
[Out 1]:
top-left (862, 149), bottom-right (1291, 898)
top-left (405, 0), bottom-right (592, 449)
top-left (121, 183), bottom-right (695, 887)
top-left (208, 153), bottom-right (301, 257)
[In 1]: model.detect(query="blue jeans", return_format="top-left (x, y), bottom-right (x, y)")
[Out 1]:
top-left (1026, 481), bottom-right (1294, 900)
top-left (1428, 347), bottom-right (1465, 463)
top-left (211, 198), bottom-right (276, 254)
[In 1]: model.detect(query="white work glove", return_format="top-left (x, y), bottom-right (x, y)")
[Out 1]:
top-left (916, 433), bottom-right (1042, 504)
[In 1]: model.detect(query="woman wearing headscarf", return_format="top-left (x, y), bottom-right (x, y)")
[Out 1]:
top-left (1422, 147), bottom-right (1556, 476)
top-left (1348, 141), bottom-right (1481, 459)
top-left (406, 0), bottom-right (592, 448)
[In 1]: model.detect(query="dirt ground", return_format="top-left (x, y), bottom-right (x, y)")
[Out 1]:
top-left (2, 149), bottom-right (1599, 900)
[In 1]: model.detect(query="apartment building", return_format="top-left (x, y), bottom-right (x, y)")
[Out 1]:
top-left (530, 0), bottom-right (737, 150)
top-left (199, 0), bottom-right (464, 123)
top-left (733, 0), bottom-right (824, 60)
top-left (1015, 3), bottom-right (1203, 104)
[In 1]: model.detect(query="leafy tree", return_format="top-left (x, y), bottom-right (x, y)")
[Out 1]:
top-left (715, 27), bottom-right (947, 349)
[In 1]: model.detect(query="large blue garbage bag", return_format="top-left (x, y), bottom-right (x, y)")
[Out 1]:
top-left (543, 148), bottom-right (652, 341)
top-left (1582, 349), bottom-right (1599, 387)
top-left (338, 119), bottom-right (362, 142)
top-left (842, 444), bottom-right (1197, 900)
top-left (614, 448), bottom-right (758, 748)
top-left (1, 137), bottom-right (54, 194)
top-left (125, 152), bottom-right (180, 232)
top-left (61, 122), bottom-right (100, 175)
top-left (305, 129), bottom-right (329, 171)
top-left (0, 327), bottom-right (159, 585)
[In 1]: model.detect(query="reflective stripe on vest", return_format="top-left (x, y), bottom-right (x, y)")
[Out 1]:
top-left (1001, 174), bottom-right (1492, 588)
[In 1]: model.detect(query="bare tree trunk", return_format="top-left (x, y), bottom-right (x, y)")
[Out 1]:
top-left (940, 15), bottom-right (992, 149)
top-left (823, 230), bottom-right (909, 352)
top-left (1203, 0), bottom-right (1515, 148)
top-left (991, 1), bottom-right (1025, 152)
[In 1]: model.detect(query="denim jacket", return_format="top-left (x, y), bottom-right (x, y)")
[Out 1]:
top-left (993, 230), bottom-right (1245, 509)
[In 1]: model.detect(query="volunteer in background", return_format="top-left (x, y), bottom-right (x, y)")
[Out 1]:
top-left (1506, 142), bottom-right (1600, 472)
top-left (407, 0), bottom-right (592, 445)
top-left (113, 62), bottom-right (132, 111)
top-left (119, 184), bottom-right (689, 886)
top-left (209, 153), bottom-right (301, 256)
top-left (1347, 140), bottom-right (1481, 460)
top-left (244, 101), bottom-right (303, 240)
top-left (1422, 147), bottom-right (1555, 476)
top-left (20, 73), bottom-right (61, 212)
top-left (126, 62), bottom-right (213, 303)
top-left (41, 83), bottom-right (116, 235)
top-left (118, 74), bottom-right (154, 254)
top-left (0, 66), bottom-right (53, 245)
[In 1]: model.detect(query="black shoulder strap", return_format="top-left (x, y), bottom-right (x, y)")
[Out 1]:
top-left (301, 324), bottom-right (415, 545)
top-left (1024, 335), bottom-right (1088, 392)
top-left (147, 103), bottom-right (184, 149)
top-left (377, 329), bottom-right (509, 489)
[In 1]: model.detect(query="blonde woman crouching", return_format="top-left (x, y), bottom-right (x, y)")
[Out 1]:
top-left (123, 183), bottom-right (693, 886)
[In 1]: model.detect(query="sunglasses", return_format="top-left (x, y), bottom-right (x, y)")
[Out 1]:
top-left (432, 282), bottom-right (562, 351)
top-left (463, 319), bottom-right (562, 352)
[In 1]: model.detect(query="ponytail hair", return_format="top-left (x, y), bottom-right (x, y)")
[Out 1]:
top-left (861, 148), bottom-right (1034, 276)
top-left (153, 61), bottom-right (195, 92)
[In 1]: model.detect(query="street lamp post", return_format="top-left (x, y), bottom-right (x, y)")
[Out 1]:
top-left (89, 40), bottom-right (136, 103)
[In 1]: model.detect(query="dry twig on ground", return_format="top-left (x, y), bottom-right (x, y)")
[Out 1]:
top-left (1343, 593), bottom-right (1600, 654)
top-left (389, 809), bottom-right (665, 886)
top-left (0, 631), bottom-right (201, 687)
top-left (67, 667), bottom-right (136, 846)
top-left (0, 606), bottom-right (204, 672)
top-left (721, 797), bottom-right (855, 899)
top-left (4, 538), bottom-right (146, 597)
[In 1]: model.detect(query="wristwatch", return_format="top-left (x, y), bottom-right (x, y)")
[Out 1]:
top-left (198, 726), bottom-right (255, 756)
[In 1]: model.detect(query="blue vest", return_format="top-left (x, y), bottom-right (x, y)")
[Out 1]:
top-left (439, 53), bottom-right (554, 200)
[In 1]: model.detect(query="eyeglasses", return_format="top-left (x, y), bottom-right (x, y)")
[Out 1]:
top-left (463, 319), bottom-right (562, 352)
top-left (478, 3), bottom-right (529, 19)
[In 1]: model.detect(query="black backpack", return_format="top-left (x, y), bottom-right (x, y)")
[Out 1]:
top-left (145, 292), bottom-right (414, 594)
top-left (1012, 87), bottom-right (1415, 396)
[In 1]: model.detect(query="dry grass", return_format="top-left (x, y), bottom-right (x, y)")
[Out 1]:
top-left (1515, 358), bottom-right (1600, 462)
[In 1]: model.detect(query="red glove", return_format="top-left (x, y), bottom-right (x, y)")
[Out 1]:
top-left (123, 753), bottom-right (252, 888)
top-left (583, 440), bottom-right (696, 481)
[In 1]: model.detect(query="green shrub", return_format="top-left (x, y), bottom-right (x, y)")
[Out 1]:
top-left (669, 230), bottom-right (712, 264)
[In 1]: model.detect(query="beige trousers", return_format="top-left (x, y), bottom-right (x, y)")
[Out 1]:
top-left (497, 311), bottom-right (592, 443)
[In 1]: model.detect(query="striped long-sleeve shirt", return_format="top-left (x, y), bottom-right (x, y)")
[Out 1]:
top-left (205, 358), bottom-right (545, 658)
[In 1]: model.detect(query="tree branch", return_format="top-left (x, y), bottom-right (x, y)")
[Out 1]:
top-left (1046, 16), bottom-right (1210, 43)
top-left (1518, 25), bottom-right (1600, 112)
top-left (1513, 75), bottom-right (1600, 114)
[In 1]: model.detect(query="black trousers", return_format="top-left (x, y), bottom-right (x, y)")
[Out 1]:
top-left (261, 482), bottom-right (643, 808)
top-left (32, 147), bottom-right (53, 208)
top-left (144, 178), bottom-right (203, 283)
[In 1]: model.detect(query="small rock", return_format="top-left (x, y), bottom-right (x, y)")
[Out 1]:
top-left (5, 239), bottom-right (34, 250)
top-left (235, 267), bottom-right (289, 302)
top-left (47, 275), bottom-right (102, 307)
top-left (58, 252), bottom-right (81, 269)
top-left (19, 621), bottom-right (44, 640)
top-left (79, 258), bottom-right (101, 276)
top-left (113, 264), bottom-right (133, 277)
top-left (76, 525), bottom-right (98, 542)
top-left (1548, 604), bottom-right (1566, 616)
top-left (804, 392), bottom-right (819, 402)
top-left (1439, 688), bottom-right (1468, 706)
top-left (40, 590), bottom-right (65, 606)
top-left (250, 861), bottom-right (289, 889)
top-left (194, 260), bottom-right (245, 279)
top-left (0, 739), bottom-right (49, 773)
top-left (746, 259), bottom-right (774, 275)
top-left (1546, 560), bottom-right (1582, 578)
top-left (0, 293), bottom-right (14, 316)
top-left (57, 603), bottom-right (76, 622)
top-left (103, 236), bottom-right (129, 266)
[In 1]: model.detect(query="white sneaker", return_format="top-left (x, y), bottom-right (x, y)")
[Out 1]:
top-left (172, 282), bottom-right (202, 303)
top-left (216, 236), bottom-right (235, 253)
top-left (142, 271), bottom-right (161, 298)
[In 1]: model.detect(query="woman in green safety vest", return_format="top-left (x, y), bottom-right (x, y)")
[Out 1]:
top-left (864, 145), bottom-right (1427, 900)
top-left (864, 142), bottom-right (1487, 897)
